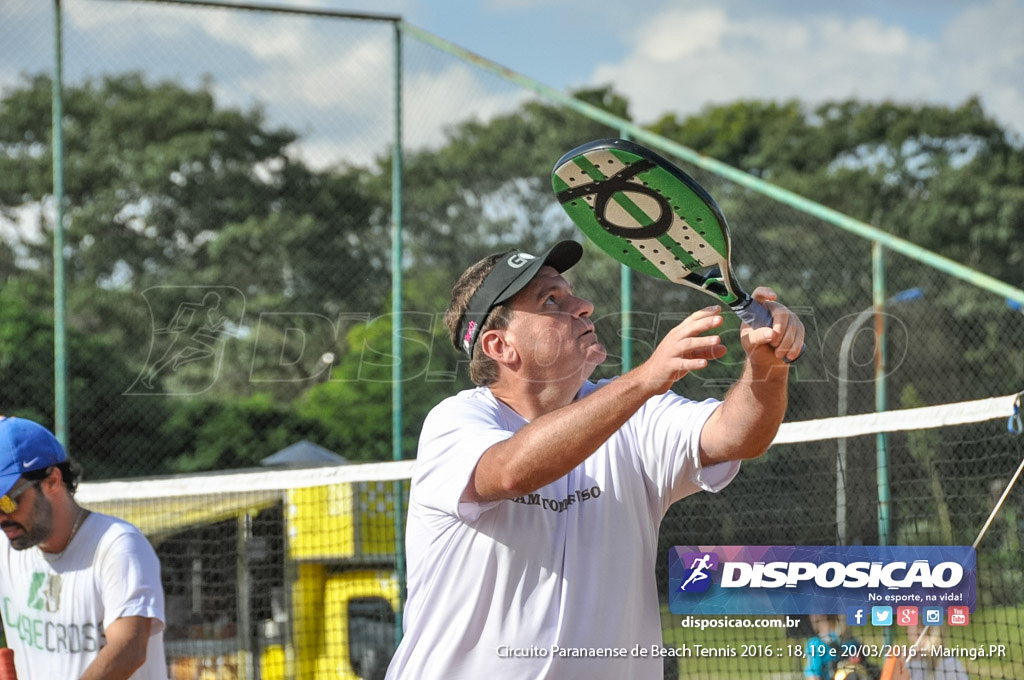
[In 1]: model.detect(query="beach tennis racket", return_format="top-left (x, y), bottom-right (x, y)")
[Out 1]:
top-left (552, 138), bottom-right (773, 329)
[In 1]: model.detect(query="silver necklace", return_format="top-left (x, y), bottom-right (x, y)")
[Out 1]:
top-left (52, 507), bottom-right (90, 560)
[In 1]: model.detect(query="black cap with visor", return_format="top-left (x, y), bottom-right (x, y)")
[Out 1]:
top-left (456, 240), bottom-right (583, 357)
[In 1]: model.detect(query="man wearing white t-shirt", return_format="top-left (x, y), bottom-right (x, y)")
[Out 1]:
top-left (0, 416), bottom-right (167, 679)
top-left (386, 240), bottom-right (804, 679)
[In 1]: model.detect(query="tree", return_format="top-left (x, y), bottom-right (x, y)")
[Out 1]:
top-left (649, 98), bottom-right (1024, 285)
top-left (0, 277), bottom-right (178, 478)
top-left (4, 71), bottom-right (1021, 473)
top-left (1, 74), bottom-right (290, 284)
top-left (159, 393), bottom-right (331, 473)
top-left (0, 73), bottom-right (391, 351)
top-left (296, 308), bottom-right (448, 462)
top-left (650, 98), bottom-right (1024, 412)
top-left (0, 73), bottom-right (396, 471)
top-left (1, 72), bottom-right (394, 393)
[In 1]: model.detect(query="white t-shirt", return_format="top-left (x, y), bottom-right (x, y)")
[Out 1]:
top-left (0, 511), bottom-right (168, 679)
top-left (386, 380), bottom-right (739, 680)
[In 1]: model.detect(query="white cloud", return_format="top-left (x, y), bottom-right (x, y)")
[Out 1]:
top-left (44, 0), bottom-right (531, 169)
top-left (403, 63), bottom-right (528, 150)
top-left (232, 35), bottom-right (390, 112)
top-left (937, 0), bottom-right (1024, 130)
top-left (634, 8), bottom-right (729, 62)
top-left (10, 0), bottom-right (1019, 178)
top-left (278, 61), bottom-right (527, 169)
top-left (593, 2), bottom-right (1022, 135)
top-left (66, 0), bottom-right (189, 43)
top-left (193, 10), bottom-right (315, 63)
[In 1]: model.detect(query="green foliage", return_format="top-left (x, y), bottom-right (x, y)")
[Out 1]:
top-left (0, 278), bottom-right (177, 479)
top-left (395, 85), bottom-right (627, 273)
top-left (2, 71), bottom-right (1022, 477)
top-left (0, 279), bottom-right (55, 424)
top-left (0, 73), bottom-right (299, 285)
top-left (159, 393), bottom-right (328, 472)
top-left (899, 384), bottom-right (953, 544)
top-left (204, 165), bottom-right (390, 315)
top-left (651, 97), bottom-right (1024, 286)
top-left (297, 311), bottom-right (451, 462)
top-left (0, 73), bottom-right (398, 473)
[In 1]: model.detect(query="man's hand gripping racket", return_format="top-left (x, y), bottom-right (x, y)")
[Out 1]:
top-left (552, 138), bottom-right (804, 363)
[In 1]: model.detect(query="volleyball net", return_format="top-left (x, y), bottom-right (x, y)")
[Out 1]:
top-left (77, 392), bottom-right (1023, 679)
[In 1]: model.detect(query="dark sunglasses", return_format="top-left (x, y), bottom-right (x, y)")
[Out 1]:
top-left (0, 468), bottom-right (51, 515)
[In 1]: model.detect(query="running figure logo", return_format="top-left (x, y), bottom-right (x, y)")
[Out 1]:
top-left (128, 286), bottom-right (245, 395)
top-left (680, 551), bottom-right (719, 593)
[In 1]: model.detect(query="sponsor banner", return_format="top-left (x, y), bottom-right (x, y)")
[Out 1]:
top-left (668, 545), bottom-right (975, 616)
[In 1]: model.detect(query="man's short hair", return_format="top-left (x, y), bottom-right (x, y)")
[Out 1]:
top-left (444, 253), bottom-right (515, 386)
top-left (21, 460), bottom-right (81, 495)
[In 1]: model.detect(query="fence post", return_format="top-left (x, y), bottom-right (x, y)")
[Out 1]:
top-left (391, 20), bottom-right (407, 650)
top-left (872, 242), bottom-right (893, 646)
top-left (52, 0), bottom-right (69, 446)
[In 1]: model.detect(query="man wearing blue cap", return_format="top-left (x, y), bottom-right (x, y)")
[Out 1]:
top-left (0, 416), bottom-right (167, 679)
top-left (386, 241), bottom-right (804, 679)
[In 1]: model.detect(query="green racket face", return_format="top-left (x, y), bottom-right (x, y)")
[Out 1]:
top-left (553, 140), bottom-right (741, 305)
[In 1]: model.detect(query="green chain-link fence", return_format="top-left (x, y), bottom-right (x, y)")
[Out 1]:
top-left (2, 1), bottom-right (1022, 678)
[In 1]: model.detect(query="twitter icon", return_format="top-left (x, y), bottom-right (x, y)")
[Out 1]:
top-left (871, 606), bottom-right (893, 626)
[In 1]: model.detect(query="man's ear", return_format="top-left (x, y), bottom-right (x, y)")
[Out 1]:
top-left (479, 329), bottom-right (516, 365)
top-left (40, 466), bottom-right (63, 493)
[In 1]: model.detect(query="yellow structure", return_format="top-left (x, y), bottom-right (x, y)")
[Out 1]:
top-left (286, 480), bottom-right (400, 560)
top-left (275, 567), bottom-right (399, 680)
top-left (83, 474), bottom-right (407, 680)
top-left (282, 480), bottom-right (403, 678)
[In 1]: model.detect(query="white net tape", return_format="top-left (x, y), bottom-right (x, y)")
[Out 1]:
top-left (77, 393), bottom-right (1019, 504)
top-left (773, 393), bottom-right (1018, 444)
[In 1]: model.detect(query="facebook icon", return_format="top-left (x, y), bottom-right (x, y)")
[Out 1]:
top-left (846, 606), bottom-right (866, 627)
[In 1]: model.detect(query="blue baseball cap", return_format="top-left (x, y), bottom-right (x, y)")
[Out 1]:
top-left (0, 417), bottom-right (67, 497)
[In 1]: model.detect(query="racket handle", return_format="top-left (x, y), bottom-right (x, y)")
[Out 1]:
top-left (0, 648), bottom-right (17, 680)
top-left (730, 296), bottom-right (773, 330)
top-left (730, 296), bottom-right (805, 364)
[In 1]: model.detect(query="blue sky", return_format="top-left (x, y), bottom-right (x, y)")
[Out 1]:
top-left (1, 0), bottom-right (1022, 166)
top-left (349, 0), bottom-right (1020, 134)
